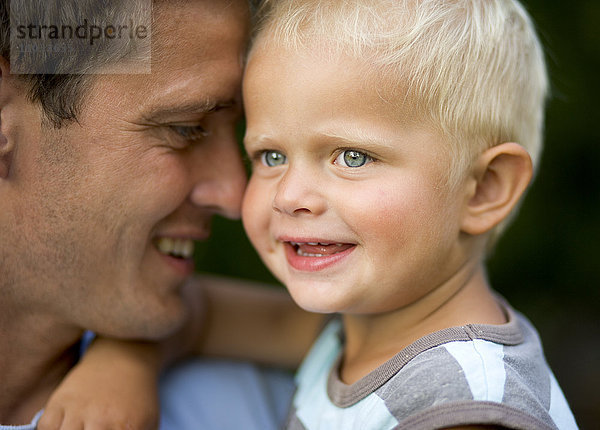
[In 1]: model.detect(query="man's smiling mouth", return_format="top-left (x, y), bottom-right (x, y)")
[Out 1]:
top-left (156, 237), bottom-right (195, 259)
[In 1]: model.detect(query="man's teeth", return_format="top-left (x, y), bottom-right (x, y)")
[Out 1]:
top-left (156, 238), bottom-right (194, 259)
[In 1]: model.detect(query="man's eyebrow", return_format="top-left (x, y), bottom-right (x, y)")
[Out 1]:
top-left (142, 99), bottom-right (237, 123)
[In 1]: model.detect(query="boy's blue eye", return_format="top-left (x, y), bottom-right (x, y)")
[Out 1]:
top-left (261, 150), bottom-right (287, 167)
top-left (335, 150), bottom-right (371, 168)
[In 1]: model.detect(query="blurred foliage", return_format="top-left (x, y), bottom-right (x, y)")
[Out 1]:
top-left (195, 0), bottom-right (599, 427)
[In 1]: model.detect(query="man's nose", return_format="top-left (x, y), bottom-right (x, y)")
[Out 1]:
top-left (189, 138), bottom-right (247, 219)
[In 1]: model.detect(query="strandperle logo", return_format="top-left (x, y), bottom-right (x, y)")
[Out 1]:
top-left (14, 19), bottom-right (149, 46)
top-left (9, 0), bottom-right (151, 74)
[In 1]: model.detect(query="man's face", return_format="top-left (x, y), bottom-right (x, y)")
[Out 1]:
top-left (1, 0), bottom-right (248, 338)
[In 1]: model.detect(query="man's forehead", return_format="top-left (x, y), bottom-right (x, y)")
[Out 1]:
top-left (149, 0), bottom-right (249, 73)
top-left (82, 70), bottom-right (241, 126)
top-left (71, 0), bottom-right (247, 125)
top-left (151, 0), bottom-right (249, 49)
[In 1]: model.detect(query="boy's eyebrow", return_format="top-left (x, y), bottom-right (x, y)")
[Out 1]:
top-left (243, 133), bottom-right (270, 148)
top-left (243, 127), bottom-right (400, 150)
top-left (317, 130), bottom-right (397, 150)
top-left (243, 132), bottom-right (396, 151)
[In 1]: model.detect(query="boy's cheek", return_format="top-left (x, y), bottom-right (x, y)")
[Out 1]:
top-left (241, 181), bottom-right (270, 240)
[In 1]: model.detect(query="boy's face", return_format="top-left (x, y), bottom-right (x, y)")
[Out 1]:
top-left (242, 41), bottom-right (472, 315)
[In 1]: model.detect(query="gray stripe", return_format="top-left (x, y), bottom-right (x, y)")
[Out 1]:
top-left (393, 400), bottom-right (558, 430)
top-left (285, 406), bottom-right (307, 430)
top-left (378, 347), bottom-right (473, 419)
top-left (327, 299), bottom-right (523, 407)
top-left (502, 315), bottom-right (554, 423)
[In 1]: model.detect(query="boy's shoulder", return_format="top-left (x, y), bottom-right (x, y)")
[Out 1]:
top-left (291, 303), bottom-right (577, 430)
top-left (375, 307), bottom-right (571, 429)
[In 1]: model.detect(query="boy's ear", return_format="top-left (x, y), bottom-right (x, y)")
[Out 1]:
top-left (0, 56), bottom-right (15, 179)
top-left (461, 142), bottom-right (533, 235)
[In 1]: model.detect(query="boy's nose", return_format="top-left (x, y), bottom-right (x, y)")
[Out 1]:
top-left (272, 166), bottom-right (326, 217)
top-left (189, 139), bottom-right (247, 220)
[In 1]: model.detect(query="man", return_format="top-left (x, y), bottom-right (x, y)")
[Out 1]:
top-left (1, 0), bottom-right (251, 426)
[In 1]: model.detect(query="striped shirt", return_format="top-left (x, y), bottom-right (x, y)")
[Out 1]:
top-left (286, 302), bottom-right (577, 430)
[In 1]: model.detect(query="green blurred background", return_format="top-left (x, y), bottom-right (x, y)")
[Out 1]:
top-left (194, 1), bottom-right (599, 427)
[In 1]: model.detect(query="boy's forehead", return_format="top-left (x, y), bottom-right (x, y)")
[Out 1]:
top-left (249, 35), bottom-right (428, 129)
top-left (246, 37), bottom-right (449, 149)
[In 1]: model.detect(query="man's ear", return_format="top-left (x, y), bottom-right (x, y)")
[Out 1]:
top-left (461, 142), bottom-right (533, 235)
top-left (0, 56), bottom-right (14, 179)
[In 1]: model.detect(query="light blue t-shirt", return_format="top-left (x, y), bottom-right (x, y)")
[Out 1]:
top-left (1, 361), bottom-right (295, 430)
top-left (0, 411), bottom-right (42, 430)
top-left (1, 326), bottom-right (294, 430)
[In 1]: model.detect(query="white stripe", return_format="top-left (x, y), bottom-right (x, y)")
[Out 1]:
top-left (294, 319), bottom-right (398, 429)
top-left (548, 372), bottom-right (578, 429)
top-left (297, 388), bottom-right (399, 430)
top-left (444, 339), bottom-right (506, 402)
top-left (294, 320), bottom-right (342, 408)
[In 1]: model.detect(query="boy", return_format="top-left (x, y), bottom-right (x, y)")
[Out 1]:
top-left (40, 0), bottom-right (577, 429)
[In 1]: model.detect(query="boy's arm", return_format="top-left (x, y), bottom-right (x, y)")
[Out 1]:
top-left (39, 275), bottom-right (323, 429)
top-left (189, 274), bottom-right (324, 368)
top-left (38, 338), bottom-right (161, 430)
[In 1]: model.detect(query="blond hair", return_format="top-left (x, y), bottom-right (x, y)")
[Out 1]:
top-left (253, 0), bottom-right (549, 240)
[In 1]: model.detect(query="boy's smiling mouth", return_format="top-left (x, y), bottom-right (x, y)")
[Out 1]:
top-left (280, 239), bottom-right (357, 272)
top-left (288, 242), bottom-right (355, 257)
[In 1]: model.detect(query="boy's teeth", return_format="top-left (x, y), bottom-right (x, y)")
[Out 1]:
top-left (156, 237), bottom-right (194, 259)
top-left (296, 247), bottom-right (323, 257)
top-left (290, 241), bottom-right (340, 246)
top-left (292, 242), bottom-right (354, 257)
